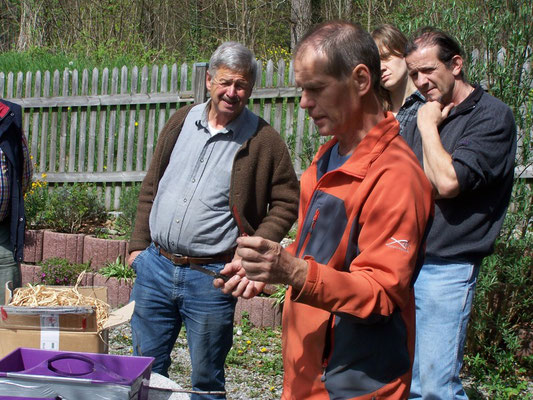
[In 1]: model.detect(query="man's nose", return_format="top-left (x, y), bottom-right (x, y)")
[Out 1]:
top-left (415, 73), bottom-right (428, 88)
top-left (299, 91), bottom-right (313, 109)
top-left (227, 84), bottom-right (237, 97)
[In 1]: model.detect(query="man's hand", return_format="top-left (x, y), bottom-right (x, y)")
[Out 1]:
top-left (127, 251), bottom-right (141, 267)
top-left (417, 101), bottom-right (454, 132)
top-left (214, 254), bottom-right (265, 299)
top-left (416, 101), bottom-right (460, 198)
top-left (233, 236), bottom-right (308, 290)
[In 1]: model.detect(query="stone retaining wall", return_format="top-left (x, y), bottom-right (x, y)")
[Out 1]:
top-left (20, 231), bottom-right (282, 328)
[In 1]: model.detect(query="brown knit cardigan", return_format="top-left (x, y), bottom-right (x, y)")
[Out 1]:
top-left (129, 104), bottom-right (300, 253)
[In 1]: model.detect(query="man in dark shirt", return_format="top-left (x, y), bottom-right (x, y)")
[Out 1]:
top-left (403, 27), bottom-right (516, 399)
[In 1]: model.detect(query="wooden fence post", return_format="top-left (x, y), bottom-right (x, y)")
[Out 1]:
top-left (193, 62), bottom-right (208, 103)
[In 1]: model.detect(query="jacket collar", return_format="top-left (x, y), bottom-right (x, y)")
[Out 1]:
top-left (0, 101), bottom-right (10, 120)
top-left (314, 112), bottom-right (400, 180)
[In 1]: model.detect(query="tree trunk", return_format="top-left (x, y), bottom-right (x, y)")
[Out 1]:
top-left (291, 0), bottom-right (312, 50)
top-left (17, 0), bottom-right (44, 51)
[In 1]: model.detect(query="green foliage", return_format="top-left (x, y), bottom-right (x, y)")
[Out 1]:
top-left (24, 177), bottom-right (49, 229)
top-left (40, 258), bottom-right (92, 286)
top-left (270, 285), bottom-right (287, 308)
top-left (113, 184), bottom-right (141, 240)
top-left (226, 312), bottom-right (283, 377)
top-left (99, 256), bottom-right (136, 282)
top-left (25, 183), bottom-right (107, 234)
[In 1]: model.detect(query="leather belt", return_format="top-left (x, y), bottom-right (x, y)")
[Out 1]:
top-left (154, 242), bottom-right (233, 265)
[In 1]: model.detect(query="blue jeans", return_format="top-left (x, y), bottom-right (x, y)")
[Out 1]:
top-left (410, 256), bottom-right (479, 400)
top-left (130, 243), bottom-right (236, 399)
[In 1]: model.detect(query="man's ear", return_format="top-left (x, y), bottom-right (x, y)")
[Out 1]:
top-left (206, 70), bottom-right (212, 90)
top-left (352, 64), bottom-right (372, 95)
top-left (450, 55), bottom-right (464, 78)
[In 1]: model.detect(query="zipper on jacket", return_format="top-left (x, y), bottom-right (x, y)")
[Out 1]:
top-left (297, 208), bottom-right (320, 258)
top-left (320, 313), bottom-right (335, 382)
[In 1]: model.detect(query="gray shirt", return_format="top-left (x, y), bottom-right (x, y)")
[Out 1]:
top-left (149, 101), bottom-right (259, 256)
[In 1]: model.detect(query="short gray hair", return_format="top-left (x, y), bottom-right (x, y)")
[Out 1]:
top-left (209, 42), bottom-right (258, 87)
top-left (295, 21), bottom-right (381, 93)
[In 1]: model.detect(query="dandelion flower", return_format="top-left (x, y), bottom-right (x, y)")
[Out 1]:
top-left (260, 347), bottom-right (267, 353)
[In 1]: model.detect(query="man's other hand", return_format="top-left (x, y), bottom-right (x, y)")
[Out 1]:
top-left (214, 257), bottom-right (265, 299)
top-left (127, 250), bottom-right (142, 267)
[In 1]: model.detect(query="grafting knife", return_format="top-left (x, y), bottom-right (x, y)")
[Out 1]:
top-left (190, 263), bottom-right (229, 282)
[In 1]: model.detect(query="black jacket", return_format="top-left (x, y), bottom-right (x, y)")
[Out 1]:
top-left (0, 99), bottom-right (27, 262)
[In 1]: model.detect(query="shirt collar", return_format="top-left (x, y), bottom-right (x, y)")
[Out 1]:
top-left (196, 100), bottom-right (252, 139)
top-left (404, 90), bottom-right (425, 106)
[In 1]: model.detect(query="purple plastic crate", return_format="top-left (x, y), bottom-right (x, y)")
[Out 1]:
top-left (0, 348), bottom-right (153, 400)
top-left (0, 397), bottom-right (59, 399)
top-left (0, 397), bottom-right (58, 399)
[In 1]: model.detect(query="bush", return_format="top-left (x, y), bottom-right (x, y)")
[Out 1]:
top-left (113, 184), bottom-right (141, 240)
top-left (25, 183), bottom-right (107, 234)
top-left (40, 258), bottom-right (92, 286)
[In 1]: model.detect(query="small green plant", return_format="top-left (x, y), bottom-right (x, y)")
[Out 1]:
top-left (113, 184), bottom-right (141, 240)
top-left (99, 256), bottom-right (136, 282)
top-left (270, 285), bottom-right (287, 308)
top-left (24, 175), bottom-right (49, 229)
top-left (40, 258), bottom-right (92, 286)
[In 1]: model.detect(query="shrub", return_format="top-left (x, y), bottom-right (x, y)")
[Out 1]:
top-left (25, 183), bottom-right (107, 233)
top-left (113, 184), bottom-right (141, 240)
top-left (40, 258), bottom-right (92, 286)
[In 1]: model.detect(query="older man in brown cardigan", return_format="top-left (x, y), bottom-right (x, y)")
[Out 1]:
top-left (127, 41), bottom-right (299, 399)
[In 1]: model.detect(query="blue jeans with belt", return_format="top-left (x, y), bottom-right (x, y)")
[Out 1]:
top-left (409, 256), bottom-right (480, 400)
top-left (130, 243), bottom-right (236, 400)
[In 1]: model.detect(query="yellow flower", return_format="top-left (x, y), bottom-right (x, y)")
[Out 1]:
top-left (260, 347), bottom-right (267, 353)
top-left (270, 387), bottom-right (275, 392)
top-left (135, 122), bottom-right (139, 126)
top-left (238, 349), bottom-right (243, 354)
top-left (41, 173), bottom-right (47, 179)
top-left (246, 340), bottom-right (251, 345)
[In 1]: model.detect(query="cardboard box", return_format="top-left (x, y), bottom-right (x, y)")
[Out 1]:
top-left (0, 282), bottom-right (134, 358)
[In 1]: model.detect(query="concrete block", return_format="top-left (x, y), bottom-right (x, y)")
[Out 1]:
top-left (42, 231), bottom-right (85, 264)
top-left (23, 230), bottom-right (44, 263)
top-left (21, 264), bottom-right (41, 286)
top-left (83, 236), bottom-right (129, 270)
top-left (117, 279), bottom-right (133, 307)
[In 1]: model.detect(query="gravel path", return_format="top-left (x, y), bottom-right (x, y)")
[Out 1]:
top-left (109, 323), bottom-right (283, 400)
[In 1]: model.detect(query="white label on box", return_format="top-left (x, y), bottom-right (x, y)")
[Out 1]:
top-left (40, 314), bottom-right (60, 350)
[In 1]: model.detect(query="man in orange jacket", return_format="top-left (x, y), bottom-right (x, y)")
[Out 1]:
top-left (217, 21), bottom-right (433, 399)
